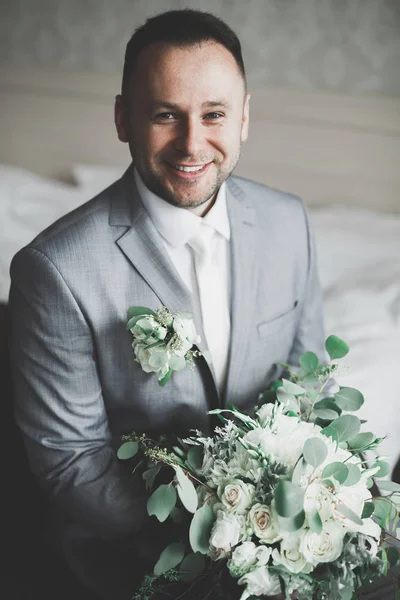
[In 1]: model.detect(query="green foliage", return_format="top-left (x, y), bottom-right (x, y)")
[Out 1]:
top-left (334, 387), bottom-right (364, 411)
top-left (342, 463), bottom-right (361, 487)
top-left (153, 542), bottom-right (185, 577)
top-left (299, 351), bottom-right (319, 373)
top-left (142, 465), bottom-right (162, 491)
top-left (189, 502), bottom-right (214, 554)
top-left (158, 368), bottom-right (172, 387)
top-left (336, 502), bottom-right (363, 526)
top-left (281, 378), bottom-right (306, 396)
top-left (373, 460), bottom-right (390, 478)
top-left (277, 510), bottom-right (306, 532)
top-left (330, 415), bottom-right (361, 443)
top-left (117, 441), bottom-right (139, 460)
top-left (147, 484), bottom-right (177, 523)
top-left (255, 459), bottom-right (288, 505)
top-left (179, 552), bottom-right (206, 582)
top-left (187, 446), bottom-right (204, 472)
top-left (313, 397), bottom-right (341, 420)
top-left (309, 508), bottom-right (323, 534)
top-left (127, 305), bottom-right (156, 321)
top-left (303, 437), bottom-right (328, 468)
top-left (361, 502), bottom-right (375, 519)
top-left (325, 335), bottom-right (349, 359)
top-left (347, 432), bottom-right (375, 452)
top-left (275, 480), bottom-right (305, 518)
top-left (174, 465), bottom-right (198, 513)
top-left (322, 462), bottom-right (349, 484)
top-left (378, 480), bottom-right (400, 493)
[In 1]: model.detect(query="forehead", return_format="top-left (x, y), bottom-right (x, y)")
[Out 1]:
top-left (131, 41), bottom-right (245, 102)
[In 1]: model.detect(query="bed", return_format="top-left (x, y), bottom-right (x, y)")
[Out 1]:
top-left (1, 66), bottom-right (400, 597)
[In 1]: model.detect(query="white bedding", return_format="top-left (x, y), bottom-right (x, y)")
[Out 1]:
top-left (1, 165), bottom-right (399, 474)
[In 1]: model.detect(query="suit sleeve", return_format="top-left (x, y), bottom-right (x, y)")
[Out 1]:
top-left (287, 202), bottom-right (327, 367)
top-left (9, 246), bottom-right (149, 538)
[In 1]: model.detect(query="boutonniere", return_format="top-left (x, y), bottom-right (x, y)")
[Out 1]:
top-left (126, 306), bottom-right (202, 386)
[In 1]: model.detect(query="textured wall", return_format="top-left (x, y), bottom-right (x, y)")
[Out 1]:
top-left (1, 0), bottom-right (399, 95)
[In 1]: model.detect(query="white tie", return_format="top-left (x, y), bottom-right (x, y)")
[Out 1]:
top-left (188, 224), bottom-right (230, 392)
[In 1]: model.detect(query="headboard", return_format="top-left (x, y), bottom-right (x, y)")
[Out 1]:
top-left (1, 66), bottom-right (399, 212)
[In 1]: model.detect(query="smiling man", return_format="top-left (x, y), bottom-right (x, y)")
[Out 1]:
top-left (9, 9), bottom-right (325, 600)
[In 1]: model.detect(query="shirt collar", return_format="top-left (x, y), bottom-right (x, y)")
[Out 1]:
top-left (134, 167), bottom-right (230, 248)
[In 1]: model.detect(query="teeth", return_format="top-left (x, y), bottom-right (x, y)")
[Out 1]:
top-left (175, 164), bottom-right (205, 172)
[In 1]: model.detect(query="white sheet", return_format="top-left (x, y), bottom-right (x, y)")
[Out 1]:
top-left (1, 165), bottom-right (399, 474)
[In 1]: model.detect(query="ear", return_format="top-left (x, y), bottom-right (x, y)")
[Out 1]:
top-left (240, 93), bottom-right (251, 143)
top-left (114, 94), bottom-right (130, 143)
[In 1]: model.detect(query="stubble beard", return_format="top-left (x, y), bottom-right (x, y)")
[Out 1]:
top-left (132, 144), bottom-right (242, 209)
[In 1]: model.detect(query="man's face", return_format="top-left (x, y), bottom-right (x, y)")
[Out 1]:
top-left (115, 41), bottom-right (250, 209)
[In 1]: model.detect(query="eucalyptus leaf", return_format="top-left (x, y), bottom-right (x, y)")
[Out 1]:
top-left (377, 480), bottom-right (400, 493)
top-left (292, 458), bottom-right (307, 485)
top-left (276, 388), bottom-right (299, 411)
top-left (179, 553), bottom-right (206, 582)
top-left (281, 379), bottom-right (306, 396)
top-left (336, 502), bottom-right (363, 526)
top-left (158, 369), bottom-right (173, 387)
top-left (147, 484), bottom-right (177, 522)
top-left (174, 465), bottom-right (198, 513)
top-left (325, 335), bottom-right (349, 360)
top-left (309, 508), bottom-right (323, 534)
top-left (321, 424), bottom-right (339, 444)
top-left (275, 481), bottom-right (305, 518)
top-left (303, 437), bottom-right (328, 468)
top-left (373, 499), bottom-right (397, 522)
top-left (142, 465), bottom-right (162, 491)
top-left (127, 306), bottom-right (157, 319)
top-left (170, 507), bottom-right (185, 524)
top-left (373, 460), bottom-right (390, 478)
top-left (334, 387), bottom-right (364, 412)
top-left (361, 502), bottom-right (375, 519)
top-left (277, 510), bottom-right (305, 532)
top-left (299, 351), bottom-right (319, 373)
top-left (126, 315), bottom-right (146, 331)
top-left (348, 432), bottom-right (375, 452)
top-left (187, 446), bottom-right (204, 472)
top-left (153, 542), bottom-right (185, 577)
top-left (117, 441), bottom-right (139, 460)
top-left (322, 462), bottom-right (349, 484)
top-left (313, 397), bottom-right (341, 420)
top-left (343, 463), bottom-right (361, 487)
top-left (189, 502), bottom-right (214, 554)
top-left (330, 415), bottom-right (360, 443)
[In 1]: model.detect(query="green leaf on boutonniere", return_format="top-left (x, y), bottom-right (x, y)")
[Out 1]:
top-left (334, 387), bottom-right (364, 411)
top-left (330, 415), bottom-right (360, 443)
top-left (303, 437), bottom-right (328, 468)
top-left (158, 368), bottom-right (172, 387)
top-left (127, 306), bottom-right (157, 319)
top-left (153, 542), bottom-right (185, 577)
top-left (117, 441), bottom-right (139, 460)
top-left (299, 351), bottom-right (319, 373)
top-left (147, 484), bottom-right (177, 522)
top-left (313, 397), bottom-right (341, 420)
top-left (189, 502), bottom-right (214, 554)
top-left (174, 465), bottom-right (198, 513)
top-left (322, 462), bottom-right (349, 484)
top-left (309, 508), bottom-right (323, 534)
top-left (325, 335), bottom-right (349, 359)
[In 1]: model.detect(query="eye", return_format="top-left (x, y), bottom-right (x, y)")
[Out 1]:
top-left (154, 112), bottom-right (176, 122)
top-left (204, 112), bottom-right (224, 121)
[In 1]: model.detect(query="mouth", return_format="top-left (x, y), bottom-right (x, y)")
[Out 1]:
top-left (166, 161), bottom-right (212, 180)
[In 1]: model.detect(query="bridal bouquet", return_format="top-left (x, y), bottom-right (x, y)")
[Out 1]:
top-left (119, 335), bottom-right (400, 599)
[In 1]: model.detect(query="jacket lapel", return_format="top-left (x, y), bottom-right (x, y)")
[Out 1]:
top-left (224, 178), bottom-right (259, 405)
top-left (109, 165), bottom-right (209, 358)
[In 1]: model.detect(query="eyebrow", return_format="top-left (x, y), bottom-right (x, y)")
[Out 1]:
top-left (152, 100), bottom-right (231, 110)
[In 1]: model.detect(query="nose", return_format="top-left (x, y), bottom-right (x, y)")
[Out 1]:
top-left (173, 117), bottom-right (205, 157)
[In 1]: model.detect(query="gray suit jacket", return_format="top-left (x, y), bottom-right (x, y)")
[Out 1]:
top-left (9, 165), bottom-right (325, 597)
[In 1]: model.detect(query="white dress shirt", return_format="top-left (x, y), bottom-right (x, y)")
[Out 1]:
top-left (134, 168), bottom-right (231, 391)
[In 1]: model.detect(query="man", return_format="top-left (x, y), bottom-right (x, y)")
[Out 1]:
top-left (9, 9), bottom-right (325, 600)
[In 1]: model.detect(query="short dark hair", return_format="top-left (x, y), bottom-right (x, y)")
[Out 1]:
top-left (121, 9), bottom-right (246, 99)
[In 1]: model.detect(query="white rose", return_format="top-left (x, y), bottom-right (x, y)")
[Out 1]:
top-left (299, 522), bottom-right (344, 566)
top-left (131, 316), bottom-right (167, 344)
top-left (256, 403), bottom-right (275, 426)
top-left (272, 539), bottom-right (313, 574)
top-left (304, 482), bottom-right (334, 522)
top-left (238, 566), bottom-right (282, 598)
top-left (248, 503), bottom-right (281, 544)
top-left (219, 479), bottom-right (255, 514)
top-left (133, 343), bottom-right (169, 378)
top-left (334, 483), bottom-right (371, 531)
top-left (173, 314), bottom-right (200, 345)
top-left (209, 509), bottom-right (243, 553)
top-left (230, 541), bottom-right (258, 571)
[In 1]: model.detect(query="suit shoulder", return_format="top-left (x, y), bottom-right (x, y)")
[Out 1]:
top-left (230, 175), bottom-right (305, 210)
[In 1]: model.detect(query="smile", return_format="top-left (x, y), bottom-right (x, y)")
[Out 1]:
top-left (174, 164), bottom-right (208, 172)
top-left (166, 162), bottom-right (212, 180)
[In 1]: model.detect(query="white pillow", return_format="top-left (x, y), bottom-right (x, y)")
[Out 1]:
top-left (71, 163), bottom-right (127, 198)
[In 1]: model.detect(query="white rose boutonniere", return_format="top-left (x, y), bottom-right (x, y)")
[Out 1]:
top-left (126, 306), bottom-right (201, 386)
